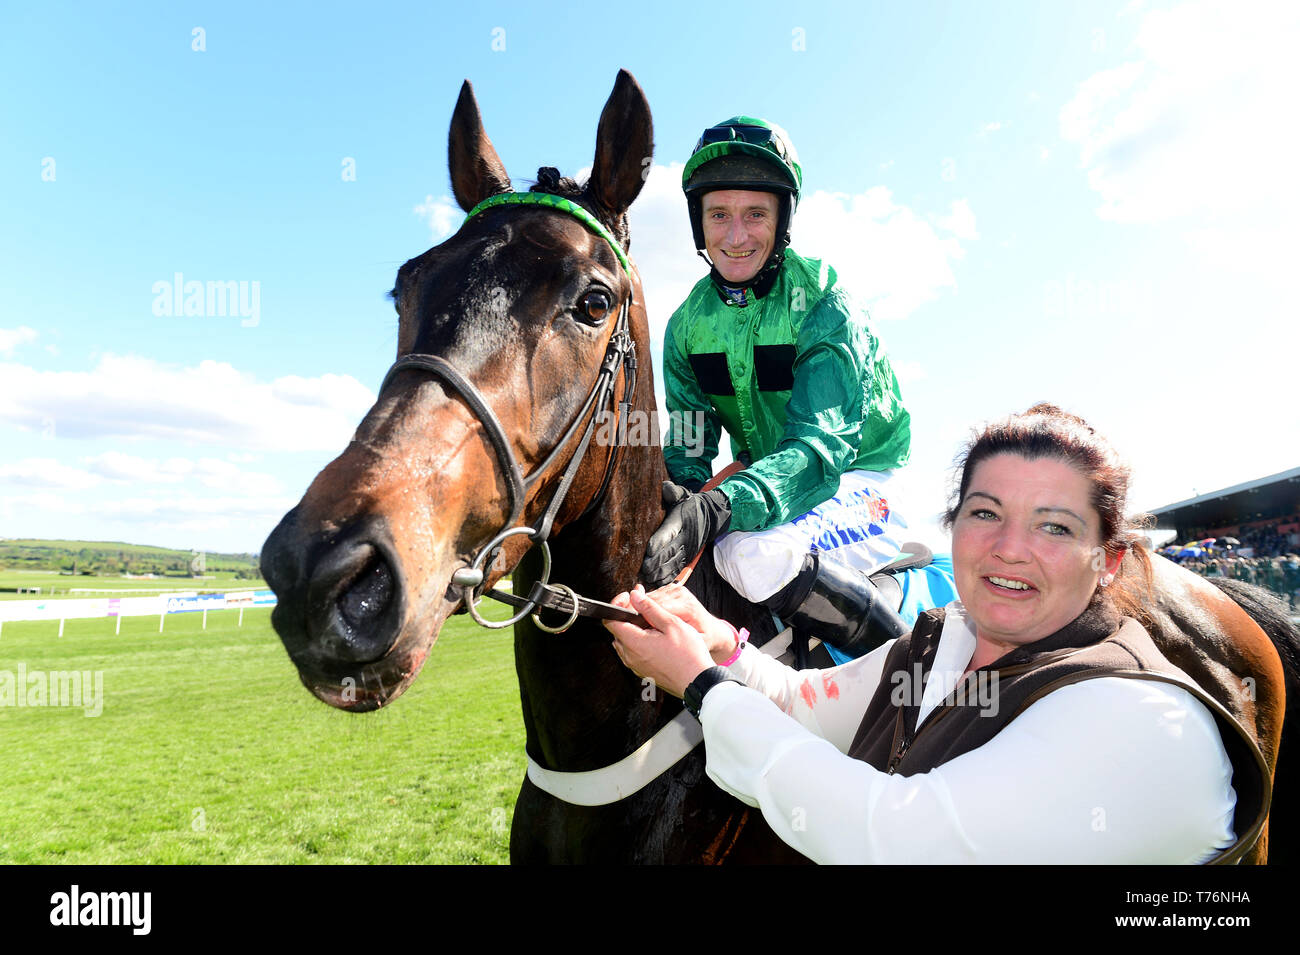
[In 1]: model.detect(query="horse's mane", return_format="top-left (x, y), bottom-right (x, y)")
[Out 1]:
top-left (530, 166), bottom-right (630, 249)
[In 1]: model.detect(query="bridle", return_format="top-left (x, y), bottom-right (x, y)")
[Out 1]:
top-left (378, 192), bottom-right (640, 632)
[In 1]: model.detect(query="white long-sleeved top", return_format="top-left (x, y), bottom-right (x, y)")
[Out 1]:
top-left (702, 602), bottom-right (1237, 864)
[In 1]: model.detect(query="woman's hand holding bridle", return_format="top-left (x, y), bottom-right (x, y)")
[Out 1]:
top-left (604, 585), bottom-right (724, 698)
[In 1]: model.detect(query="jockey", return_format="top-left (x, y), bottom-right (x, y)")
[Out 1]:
top-left (641, 116), bottom-right (917, 657)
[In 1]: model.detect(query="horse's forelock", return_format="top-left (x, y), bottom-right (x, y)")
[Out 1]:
top-left (531, 166), bottom-right (582, 199)
top-left (529, 166), bottom-right (630, 250)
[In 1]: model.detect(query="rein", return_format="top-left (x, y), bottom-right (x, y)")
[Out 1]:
top-left (379, 192), bottom-right (640, 632)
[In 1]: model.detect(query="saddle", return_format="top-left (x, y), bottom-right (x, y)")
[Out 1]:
top-left (866, 541), bottom-right (934, 611)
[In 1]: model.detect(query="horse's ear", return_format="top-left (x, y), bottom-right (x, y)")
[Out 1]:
top-left (448, 80), bottom-right (512, 212)
top-left (588, 70), bottom-right (654, 221)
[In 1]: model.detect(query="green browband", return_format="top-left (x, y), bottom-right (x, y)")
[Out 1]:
top-left (464, 192), bottom-right (632, 276)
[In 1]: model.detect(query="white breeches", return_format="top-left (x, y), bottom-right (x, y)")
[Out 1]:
top-left (713, 470), bottom-right (912, 604)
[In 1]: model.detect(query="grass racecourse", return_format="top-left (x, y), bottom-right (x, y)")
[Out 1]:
top-left (0, 603), bottom-right (524, 864)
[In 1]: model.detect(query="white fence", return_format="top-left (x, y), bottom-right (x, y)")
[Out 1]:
top-left (0, 590), bottom-right (276, 633)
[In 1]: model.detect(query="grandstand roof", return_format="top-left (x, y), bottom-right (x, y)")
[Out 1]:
top-left (1149, 466), bottom-right (1300, 532)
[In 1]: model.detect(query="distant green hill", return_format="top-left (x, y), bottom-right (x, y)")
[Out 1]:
top-left (0, 538), bottom-right (261, 578)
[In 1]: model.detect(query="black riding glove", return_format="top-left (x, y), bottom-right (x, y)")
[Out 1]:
top-left (640, 482), bottom-right (732, 588)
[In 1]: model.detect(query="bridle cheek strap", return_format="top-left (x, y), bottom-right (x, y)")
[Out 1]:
top-left (382, 353), bottom-right (529, 530)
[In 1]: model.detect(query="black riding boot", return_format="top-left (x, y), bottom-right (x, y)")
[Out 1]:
top-left (765, 553), bottom-right (911, 659)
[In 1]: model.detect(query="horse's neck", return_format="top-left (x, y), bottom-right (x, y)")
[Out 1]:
top-left (512, 442), bottom-right (671, 771)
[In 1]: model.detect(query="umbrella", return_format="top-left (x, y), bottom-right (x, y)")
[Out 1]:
top-left (1216, 537), bottom-right (1241, 547)
top-left (1177, 546), bottom-right (1205, 559)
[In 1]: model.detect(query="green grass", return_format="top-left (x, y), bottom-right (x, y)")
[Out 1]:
top-left (0, 605), bottom-right (524, 863)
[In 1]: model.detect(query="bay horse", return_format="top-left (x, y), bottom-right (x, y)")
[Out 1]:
top-left (260, 70), bottom-right (1297, 863)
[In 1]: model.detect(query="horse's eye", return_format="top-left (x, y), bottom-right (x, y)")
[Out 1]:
top-left (579, 290), bottom-right (612, 323)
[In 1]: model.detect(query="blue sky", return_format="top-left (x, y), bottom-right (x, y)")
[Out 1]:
top-left (1, 0), bottom-right (1296, 553)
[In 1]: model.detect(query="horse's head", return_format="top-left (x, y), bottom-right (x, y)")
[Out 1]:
top-left (261, 71), bottom-right (654, 711)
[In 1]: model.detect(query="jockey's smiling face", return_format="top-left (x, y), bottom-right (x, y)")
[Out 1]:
top-left (702, 190), bottom-right (778, 286)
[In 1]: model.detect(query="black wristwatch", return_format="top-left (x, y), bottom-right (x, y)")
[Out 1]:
top-left (683, 666), bottom-right (743, 721)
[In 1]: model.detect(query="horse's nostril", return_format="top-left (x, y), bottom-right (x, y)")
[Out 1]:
top-left (339, 555), bottom-right (394, 633)
top-left (304, 530), bottom-right (404, 666)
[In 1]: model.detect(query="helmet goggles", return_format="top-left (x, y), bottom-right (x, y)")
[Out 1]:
top-left (695, 124), bottom-right (792, 163)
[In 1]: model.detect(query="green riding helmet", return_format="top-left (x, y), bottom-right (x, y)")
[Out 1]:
top-left (682, 116), bottom-right (803, 284)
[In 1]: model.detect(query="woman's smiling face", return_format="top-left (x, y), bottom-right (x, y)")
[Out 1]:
top-left (952, 453), bottom-right (1111, 655)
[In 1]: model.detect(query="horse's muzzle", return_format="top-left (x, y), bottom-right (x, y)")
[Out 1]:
top-left (262, 510), bottom-right (407, 675)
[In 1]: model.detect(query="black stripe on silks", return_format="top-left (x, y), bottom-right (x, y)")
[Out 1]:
top-left (688, 352), bottom-right (734, 396)
top-left (754, 344), bottom-right (796, 392)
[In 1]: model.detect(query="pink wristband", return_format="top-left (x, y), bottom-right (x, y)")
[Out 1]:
top-left (719, 624), bottom-right (749, 667)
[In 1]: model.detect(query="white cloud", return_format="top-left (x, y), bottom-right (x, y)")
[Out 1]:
top-left (1059, 62), bottom-right (1147, 169)
top-left (626, 162), bottom-right (706, 332)
top-left (77, 452), bottom-right (281, 496)
top-left (0, 457), bottom-right (101, 490)
top-left (1182, 226), bottom-right (1292, 278)
top-left (270, 373), bottom-right (367, 409)
top-left (84, 451), bottom-right (189, 483)
top-left (0, 492), bottom-right (84, 519)
top-left (0, 488), bottom-right (295, 536)
top-left (892, 360), bottom-right (927, 385)
top-left (0, 326), bottom-right (38, 357)
top-left (1060, 0), bottom-right (1300, 233)
top-left (97, 494), bottom-right (297, 522)
top-left (415, 194), bottom-right (462, 241)
top-left (796, 187), bottom-right (975, 321)
top-left (979, 121), bottom-right (1005, 137)
top-left (0, 451), bottom-right (284, 500)
top-left (189, 458), bottom-right (283, 496)
top-left (0, 354), bottom-right (374, 451)
top-left (937, 199), bottom-right (980, 241)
